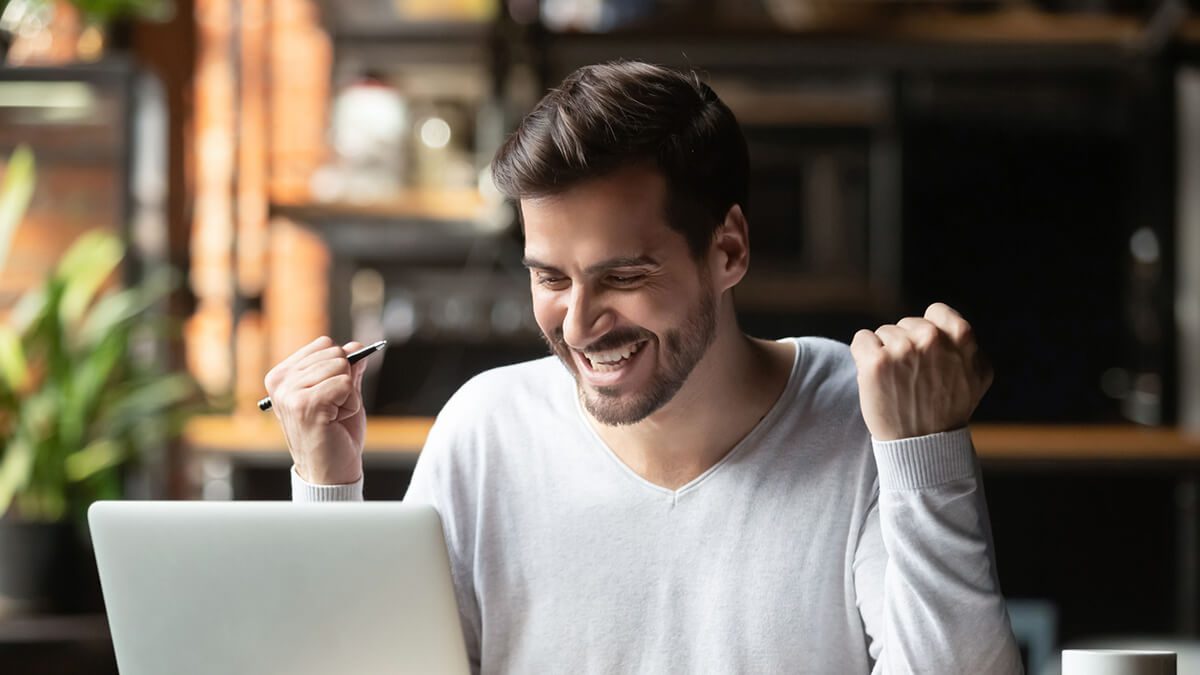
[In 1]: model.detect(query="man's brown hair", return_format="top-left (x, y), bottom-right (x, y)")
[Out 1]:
top-left (491, 61), bottom-right (749, 258)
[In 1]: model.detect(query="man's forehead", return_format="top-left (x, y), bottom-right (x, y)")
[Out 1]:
top-left (522, 215), bottom-right (675, 264)
top-left (519, 166), bottom-right (666, 224)
top-left (517, 165), bottom-right (690, 267)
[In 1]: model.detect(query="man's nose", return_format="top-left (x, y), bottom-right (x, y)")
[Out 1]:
top-left (562, 284), bottom-right (613, 349)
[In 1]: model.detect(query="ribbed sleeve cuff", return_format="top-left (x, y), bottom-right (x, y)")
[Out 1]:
top-left (871, 427), bottom-right (976, 490)
top-left (290, 465), bottom-right (364, 502)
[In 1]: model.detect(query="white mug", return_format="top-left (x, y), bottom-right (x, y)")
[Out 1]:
top-left (1062, 649), bottom-right (1176, 675)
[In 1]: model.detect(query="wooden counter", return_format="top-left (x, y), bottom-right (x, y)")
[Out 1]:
top-left (185, 415), bottom-right (430, 456)
top-left (185, 415), bottom-right (1200, 463)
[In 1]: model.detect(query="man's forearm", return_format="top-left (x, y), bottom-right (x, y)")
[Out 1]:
top-left (870, 429), bottom-right (1021, 674)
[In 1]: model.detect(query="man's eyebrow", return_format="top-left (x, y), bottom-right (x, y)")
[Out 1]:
top-left (585, 256), bottom-right (659, 273)
top-left (521, 256), bottom-right (557, 270)
top-left (521, 255), bottom-right (661, 273)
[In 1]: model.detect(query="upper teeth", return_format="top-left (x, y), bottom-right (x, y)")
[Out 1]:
top-left (586, 341), bottom-right (643, 365)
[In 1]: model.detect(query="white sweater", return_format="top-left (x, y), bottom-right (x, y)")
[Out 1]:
top-left (293, 337), bottom-right (1022, 674)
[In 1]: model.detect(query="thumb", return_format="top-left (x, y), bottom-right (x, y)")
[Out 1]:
top-left (352, 357), bottom-right (367, 390)
top-left (341, 341), bottom-right (368, 390)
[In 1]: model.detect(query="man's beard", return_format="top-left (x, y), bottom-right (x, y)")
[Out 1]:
top-left (543, 288), bottom-right (718, 426)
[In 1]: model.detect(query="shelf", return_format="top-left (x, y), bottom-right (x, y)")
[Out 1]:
top-left (538, 7), bottom-right (1178, 74)
top-left (329, 22), bottom-right (494, 44)
top-left (271, 191), bottom-right (510, 260)
top-left (854, 7), bottom-right (1142, 45)
top-left (0, 55), bottom-right (139, 82)
top-left (186, 415), bottom-right (1200, 464)
top-left (971, 425), bottom-right (1200, 463)
top-left (549, 7), bottom-right (1145, 45)
top-left (185, 415), bottom-right (430, 457)
top-left (0, 614), bottom-right (109, 644)
top-left (734, 276), bottom-right (893, 314)
top-left (272, 190), bottom-right (489, 224)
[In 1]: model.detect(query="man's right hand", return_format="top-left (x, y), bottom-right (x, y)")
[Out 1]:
top-left (264, 336), bottom-right (368, 485)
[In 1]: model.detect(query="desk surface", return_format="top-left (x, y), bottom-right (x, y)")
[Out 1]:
top-left (185, 415), bottom-right (1200, 463)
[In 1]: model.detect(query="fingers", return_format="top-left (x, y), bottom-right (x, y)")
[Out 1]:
top-left (292, 356), bottom-right (353, 390)
top-left (264, 337), bottom-right (371, 424)
top-left (335, 387), bottom-right (362, 422)
top-left (924, 302), bottom-right (973, 347)
top-left (923, 302), bottom-right (985, 376)
top-left (895, 317), bottom-right (943, 350)
top-left (850, 328), bottom-right (883, 363)
top-left (265, 335), bottom-right (334, 390)
top-left (294, 345), bottom-right (349, 374)
top-left (298, 374), bottom-right (356, 424)
top-left (854, 303), bottom-right (991, 439)
top-left (873, 324), bottom-right (915, 357)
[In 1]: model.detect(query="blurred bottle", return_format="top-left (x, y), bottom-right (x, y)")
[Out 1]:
top-left (312, 72), bottom-right (408, 204)
top-left (395, 0), bottom-right (498, 22)
top-left (540, 0), bottom-right (658, 32)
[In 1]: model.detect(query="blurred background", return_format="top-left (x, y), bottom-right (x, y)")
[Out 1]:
top-left (1, 0), bottom-right (1200, 672)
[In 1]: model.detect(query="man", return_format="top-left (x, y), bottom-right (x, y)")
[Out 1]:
top-left (265, 61), bottom-right (1022, 673)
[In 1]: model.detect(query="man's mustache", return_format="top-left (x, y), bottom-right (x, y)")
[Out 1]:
top-left (546, 326), bottom-right (654, 355)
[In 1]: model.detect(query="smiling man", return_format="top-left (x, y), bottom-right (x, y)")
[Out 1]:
top-left (265, 61), bottom-right (1022, 673)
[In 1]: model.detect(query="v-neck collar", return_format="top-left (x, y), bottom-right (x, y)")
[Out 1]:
top-left (573, 338), bottom-right (804, 500)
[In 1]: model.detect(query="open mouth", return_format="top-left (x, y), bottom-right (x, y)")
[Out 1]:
top-left (581, 339), bottom-right (647, 373)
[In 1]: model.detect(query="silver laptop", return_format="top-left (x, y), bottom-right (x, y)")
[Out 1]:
top-left (89, 501), bottom-right (470, 675)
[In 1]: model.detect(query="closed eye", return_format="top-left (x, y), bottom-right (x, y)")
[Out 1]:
top-left (535, 274), bottom-right (569, 289)
top-left (607, 274), bottom-right (646, 287)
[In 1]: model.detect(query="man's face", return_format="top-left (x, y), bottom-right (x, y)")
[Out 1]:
top-left (522, 166), bottom-right (718, 426)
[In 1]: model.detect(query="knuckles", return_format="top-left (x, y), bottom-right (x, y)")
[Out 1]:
top-left (907, 322), bottom-right (940, 350)
top-left (262, 336), bottom-right (354, 419)
top-left (950, 321), bottom-right (974, 348)
top-left (852, 343), bottom-right (890, 378)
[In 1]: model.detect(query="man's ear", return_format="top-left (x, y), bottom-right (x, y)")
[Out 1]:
top-left (709, 204), bottom-right (749, 293)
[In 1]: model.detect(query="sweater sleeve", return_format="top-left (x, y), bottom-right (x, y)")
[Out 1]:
top-left (289, 465), bottom-right (363, 502)
top-left (853, 427), bottom-right (1023, 674)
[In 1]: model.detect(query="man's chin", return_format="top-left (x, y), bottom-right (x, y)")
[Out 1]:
top-left (578, 382), bottom-right (668, 427)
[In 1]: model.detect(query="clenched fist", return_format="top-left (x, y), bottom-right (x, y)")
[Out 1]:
top-left (850, 303), bottom-right (992, 441)
top-left (264, 336), bottom-right (369, 485)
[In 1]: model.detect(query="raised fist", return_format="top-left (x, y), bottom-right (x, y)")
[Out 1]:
top-left (264, 336), bottom-right (368, 484)
top-left (850, 303), bottom-right (992, 441)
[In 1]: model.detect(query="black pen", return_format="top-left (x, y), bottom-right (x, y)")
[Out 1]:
top-left (257, 340), bottom-right (388, 412)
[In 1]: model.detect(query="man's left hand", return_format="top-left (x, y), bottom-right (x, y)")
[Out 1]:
top-left (850, 302), bottom-right (992, 441)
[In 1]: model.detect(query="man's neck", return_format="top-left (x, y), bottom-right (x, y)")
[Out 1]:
top-left (588, 317), bottom-right (795, 491)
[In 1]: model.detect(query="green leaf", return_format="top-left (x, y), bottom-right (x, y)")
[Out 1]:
top-left (60, 326), bottom-right (127, 452)
top-left (23, 279), bottom-right (72, 392)
top-left (77, 266), bottom-right (176, 348)
top-left (56, 230), bottom-right (124, 331)
top-left (0, 435), bottom-right (35, 516)
top-left (99, 372), bottom-right (195, 439)
top-left (9, 286), bottom-right (48, 335)
top-left (65, 439), bottom-right (125, 483)
top-left (22, 387), bottom-right (60, 443)
top-left (0, 145), bottom-right (35, 277)
top-left (0, 325), bottom-right (29, 392)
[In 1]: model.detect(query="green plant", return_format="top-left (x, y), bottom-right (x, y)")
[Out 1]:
top-left (0, 145), bottom-right (195, 524)
top-left (0, 0), bottom-right (172, 29)
top-left (67, 0), bottom-right (172, 24)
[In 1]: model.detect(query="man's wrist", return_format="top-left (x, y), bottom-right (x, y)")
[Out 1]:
top-left (871, 427), bottom-right (975, 490)
top-left (293, 459), bottom-right (362, 486)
